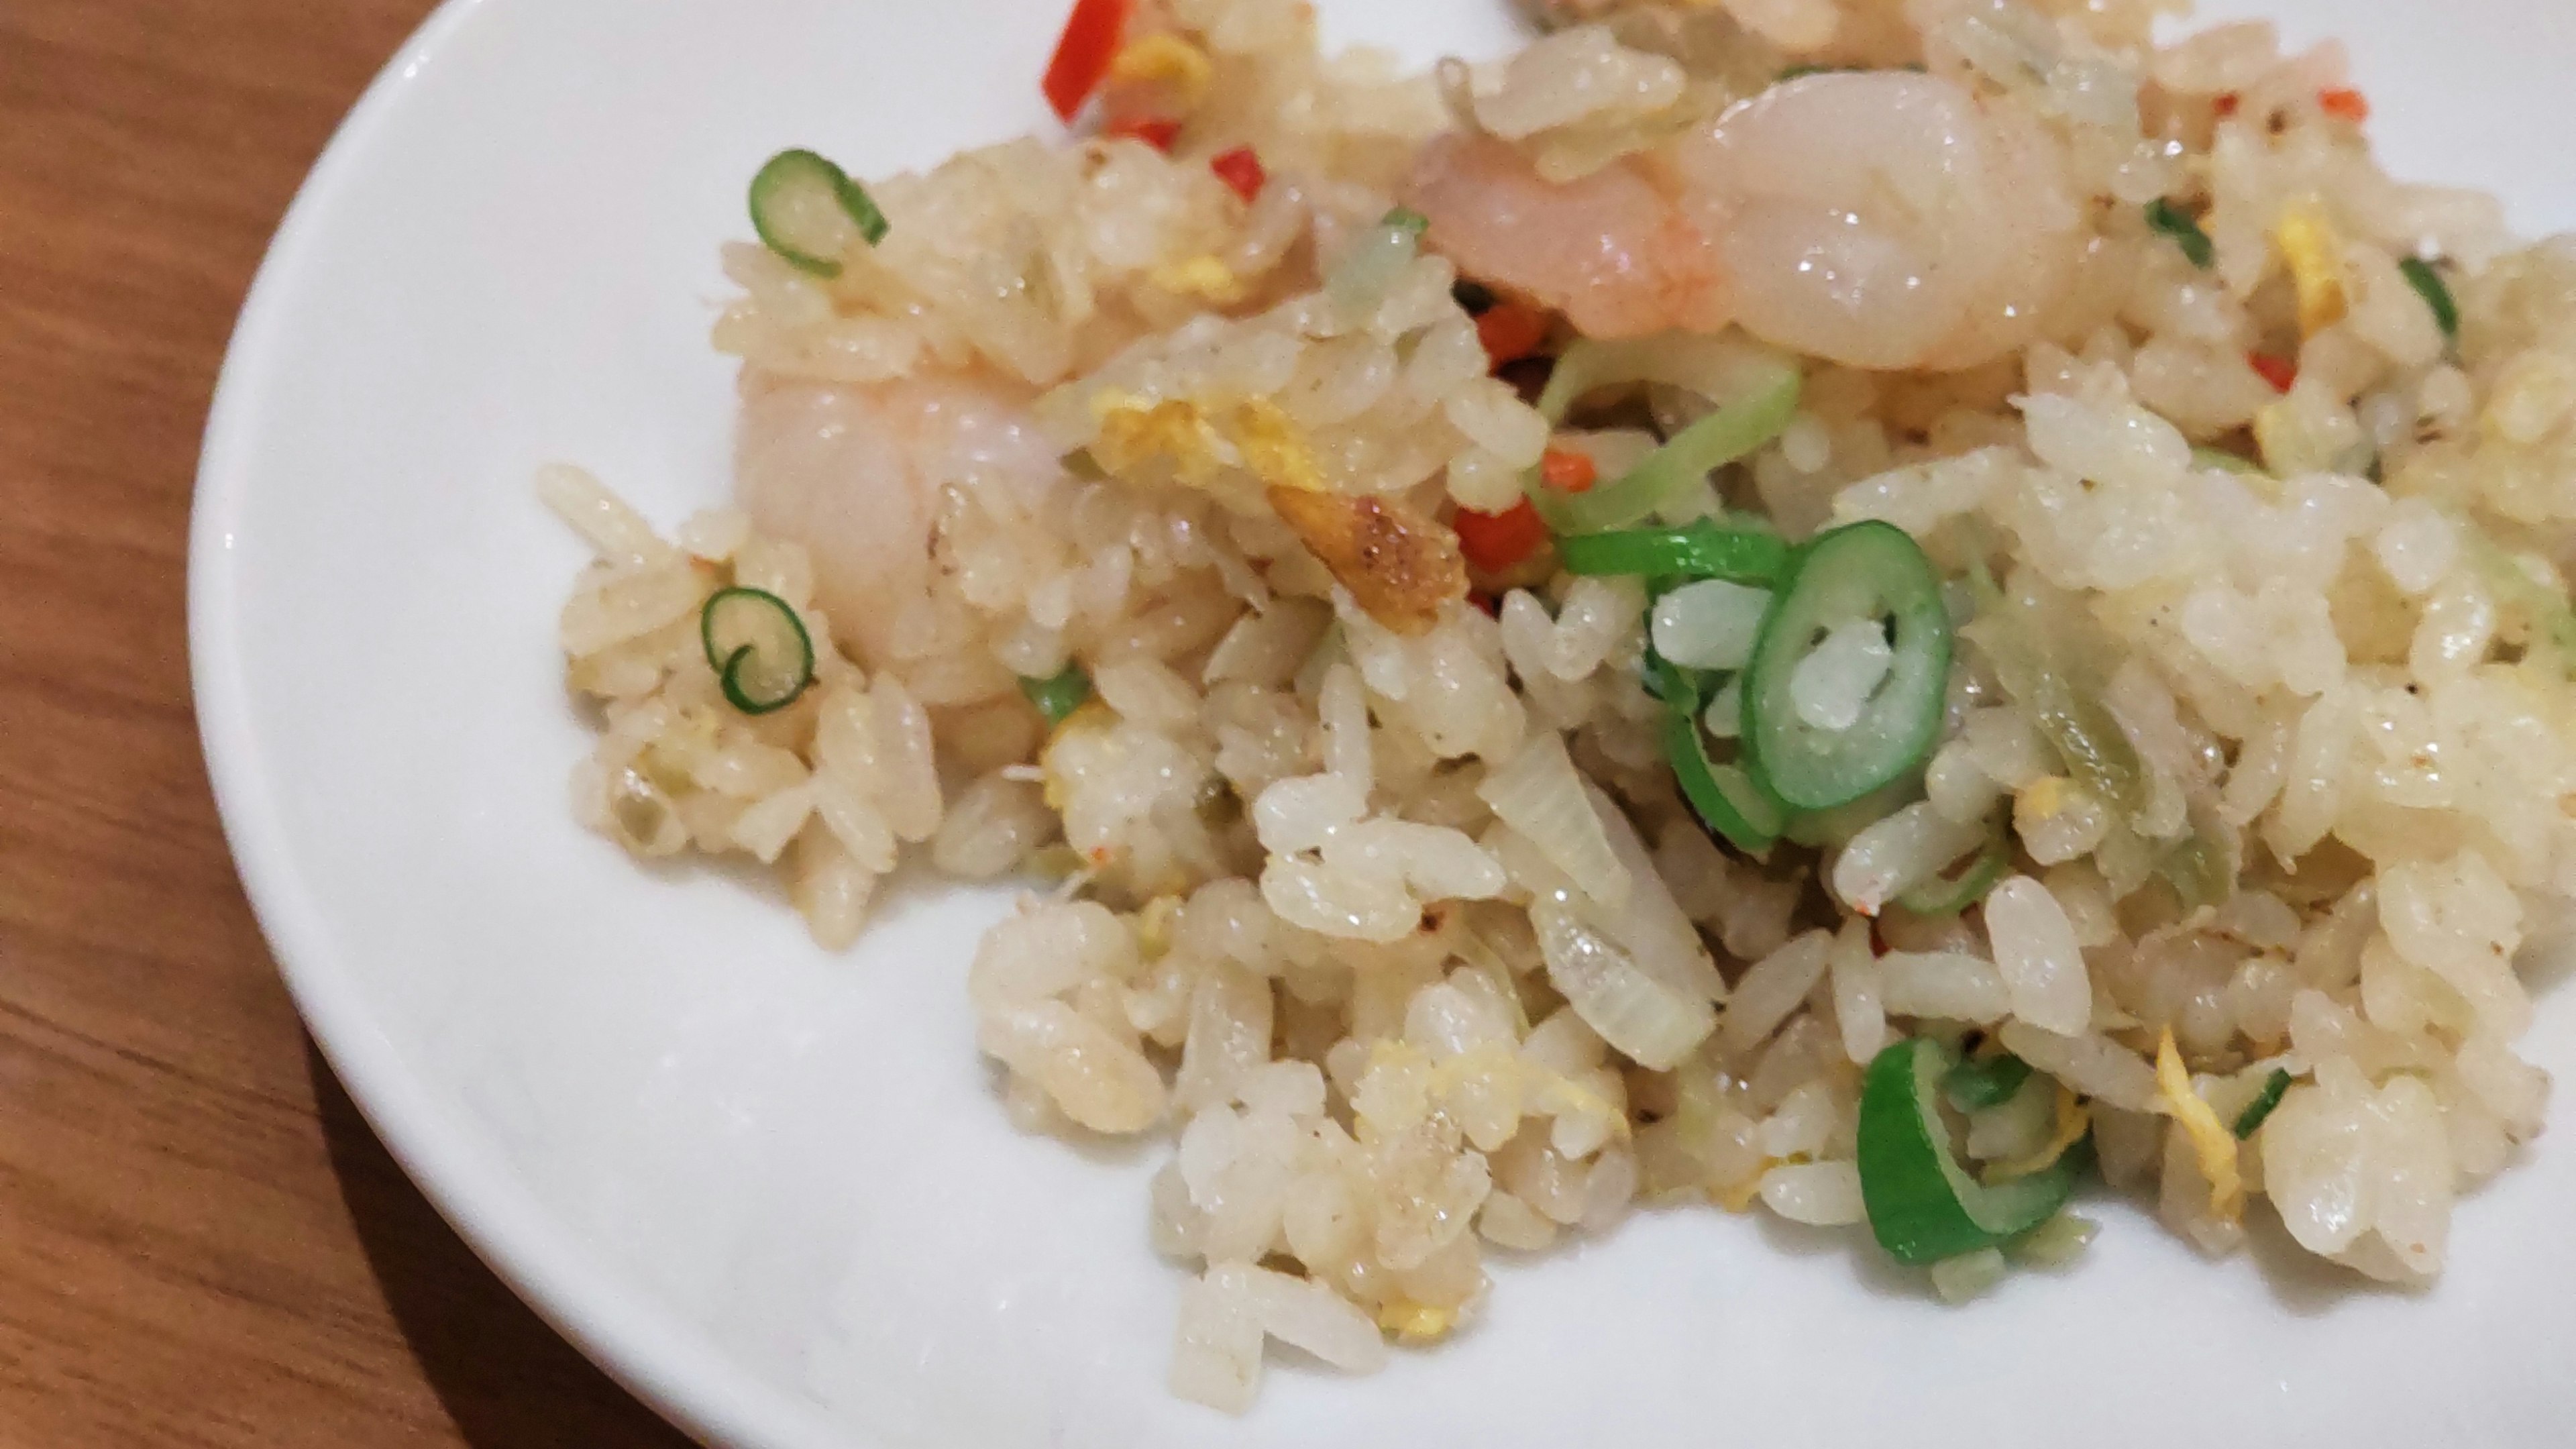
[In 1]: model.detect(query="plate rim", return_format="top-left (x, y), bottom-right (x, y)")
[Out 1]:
top-left (184, 3), bottom-right (852, 1445)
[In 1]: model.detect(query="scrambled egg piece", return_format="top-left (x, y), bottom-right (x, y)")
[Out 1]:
top-left (2017, 775), bottom-right (2076, 822)
top-left (1378, 1301), bottom-right (1458, 1342)
top-left (1983, 1082), bottom-right (2092, 1183)
top-left (1108, 33), bottom-right (1214, 111)
top-left (2272, 199), bottom-right (2350, 337)
top-left (2155, 1027), bottom-right (2246, 1220)
top-left (1146, 255), bottom-right (1247, 305)
top-left (1230, 397), bottom-right (1326, 494)
top-left (1132, 894), bottom-right (1183, 959)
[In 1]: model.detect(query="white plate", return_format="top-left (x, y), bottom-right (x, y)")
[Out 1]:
top-left (192, 1), bottom-right (2576, 1445)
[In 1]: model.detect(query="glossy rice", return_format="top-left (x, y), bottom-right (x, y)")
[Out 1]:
top-left (545, 0), bottom-right (2571, 1411)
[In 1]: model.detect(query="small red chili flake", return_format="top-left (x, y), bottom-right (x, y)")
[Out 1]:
top-left (1475, 301), bottom-right (1550, 369)
top-left (1103, 115), bottom-right (1181, 152)
top-left (1452, 499), bottom-right (1550, 575)
top-left (2249, 352), bottom-right (2298, 394)
top-left (1208, 145), bottom-right (1266, 204)
top-left (1539, 447), bottom-right (1599, 494)
top-left (2213, 92), bottom-right (2241, 117)
top-left (2318, 88), bottom-right (2370, 123)
top-left (1042, 0), bottom-right (1137, 123)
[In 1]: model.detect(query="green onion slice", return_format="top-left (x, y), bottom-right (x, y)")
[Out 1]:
top-left (2399, 256), bottom-right (2460, 343)
top-left (1741, 521), bottom-right (1952, 812)
top-left (1897, 813), bottom-right (2009, 916)
top-left (1653, 657), bottom-right (1783, 854)
top-left (1556, 519), bottom-right (1791, 584)
top-left (1525, 334), bottom-right (1801, 535)
top-left (2233, 1068), bottom-right (2294, 1139)
top-left (1859, 1038), bottom-right (2078, 1265)
top-left (749, 148), bottom-right (890, 279)
top-left (1382, 205), bottom-right (1430, 237)
top-left (1942, 1051), bottom-right (2032, 1112)
top-left (701, 587), bottom-right (817, 715)
top-left (1020, 663), bottom-right (1093, 726)
top-left (2143, 199), bottom-right (2214, 269)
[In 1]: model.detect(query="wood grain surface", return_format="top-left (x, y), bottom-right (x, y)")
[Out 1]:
top-left (0, 5), bottom-right (694, 1445)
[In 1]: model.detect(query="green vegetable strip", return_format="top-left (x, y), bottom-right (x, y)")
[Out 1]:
top-left (1741, 521), bottom-right (1953, 812)
top-left (1529, 366), bottom-right (1801, 535)
top-left (1942, 1052), bottom-right (2032, 1112)
top-left (1897, 816), bottom-right (2009, 916)
top-left (1652, 657), bottom-right (1782, 853)
top-left (2144, 199), bottom-right (2214, 269)
top-left (2233, 1068), bottom-right (2294, 1139)
top-left (1021, 664), bottom-right (1093, 727)
top-left (1858, 1038), bottom-right (2077, 1265)
top-left (2399, 257), bottom-right (2460, 341)
top-left (700, 586), bottom-right (816, 716)
top-left (1382, 205), bottom-right (1430, 237)
top-left (1555, 519), bottom-right (1791, 584)
top-left (748, 149), bottom-right (890, 279)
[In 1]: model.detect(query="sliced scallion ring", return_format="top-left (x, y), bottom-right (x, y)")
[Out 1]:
top-left (1742, 521), bottom-right (1952, 812)
top-left (1941, 1051), bottom-right (2032, 1112)
top-left (1652, 657), bottom-right (1783, 854)
top-left (1020, 663), bottom-right (1093, 727)
top-left (1526, 335), bottom-right (1801, 535)
top-left (701, 586), bottom-right (816, 715)
top-left (1556, 519), bottom-right (1790, 584)
top-left (2233, 1068), bottom-right (2294, 1139)
top-left (2398, 257), bottom-right (2459, 343)
top-left (749, 148), bottom-right (890, 279)
top-left (1859, 1037), bottom-right (2078, 1265)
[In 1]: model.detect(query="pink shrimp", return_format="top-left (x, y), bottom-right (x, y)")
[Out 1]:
top-left (734, 370), bottom-right (1061, 667)
top-left (1403, 70), bottom-right (2088, 372)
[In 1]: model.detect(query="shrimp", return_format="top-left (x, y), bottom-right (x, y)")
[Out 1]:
top-left (734, 369), bottom-right (1061, 667)
top-left (1403, 70), bottom-right (2086, 372)
top-left (1408, 131), bottom-right (1734, 341)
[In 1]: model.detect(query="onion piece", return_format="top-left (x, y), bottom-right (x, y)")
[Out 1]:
top-left (1478, 731), bottom-right (1631, 908)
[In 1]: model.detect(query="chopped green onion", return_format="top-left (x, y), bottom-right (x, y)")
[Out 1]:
top-left (1654, 657), bottom-right (1784, 853)
top-left (700, 587), bottom-right (817, 715)
top-left (2233, 1068), bottom-right (2294, 1139)
top-left (1556, 519), bottom-right (1791, 584)
top-left (2188, 445), bottom-right (2264, 476)
top-left (1741, 521), bottom-right (1952, 812)
top-left (1020, 663), bottom-right (1093, 726)
top-left (1942, 1052), bottom-right (2033, 1112)
top-left (1964, 569), bottom-right (2149, 820)
top-left (2399, 256), bottom-right (2460, 342)
top-left (1897, 814), bottom-right (2009, 916)
top-left (2143, 199), bottom-right (2214, 269)
top-left (749, 149), bottom-right (889, 279)
top-left (1527, 353), bottom-right (1801, 535)
top-left (1382, 205), bottom-right (1430, 237)
top-left (1858, 1038), bottom-right (2078, 1265)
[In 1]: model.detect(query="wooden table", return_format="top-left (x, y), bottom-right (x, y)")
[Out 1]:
top-left (0, 5), bottom-right (695, 1444)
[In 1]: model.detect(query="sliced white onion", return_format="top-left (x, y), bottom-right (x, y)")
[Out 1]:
top-left (1652, 579), bottom-right (1772, 672)
top-left (1477, 731), bottom-right (1631, 908)
top-left (1531, 899), bottom-right (1715, 1071)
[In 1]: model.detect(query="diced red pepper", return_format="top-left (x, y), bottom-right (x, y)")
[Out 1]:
top-left (2249, 352), bottom-right (2298, 393)
top-left (2318, 88), bottom-right (2369, 123)
top-left (1539, 447), bottom-right (1599, 494)
top-left (1103, 115), bottom-right (1182, 152)
top-left (1209, 146), bottom-right (1266, 204)
top-left (1043, 0), bottom-right (1136, 123)
top-left (1453, 499), bottom-right (1550, 574)
top-left (2213, 92), bottom-right (2240, 118)
top-left (1476, 301), bottom-right (1550, 369)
